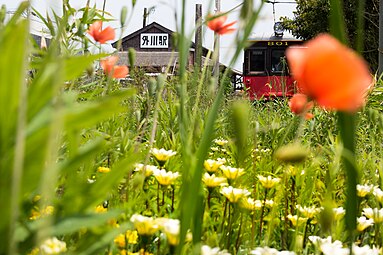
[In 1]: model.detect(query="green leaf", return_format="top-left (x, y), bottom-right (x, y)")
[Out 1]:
top-left (63, 53), bottom-right (108, 81)
top-left (63, 89), bottom-right (135, 131)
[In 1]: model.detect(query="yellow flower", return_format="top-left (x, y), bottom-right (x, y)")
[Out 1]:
top-left (134, 163), bottom-right (158, 177)
top-left (202, 173), bottom-right (227, 188)
top-left (373, 187), bottom-right (383, 202)
top-left (214, 138), bottom-right (228, 146)
top-left (264, 199), bottom-right (275, 208)
top-left (220, 165), bottom-right (244, 180)
top-left (287, 214), bottom-right (308, 227)
top-left (29, 208), bottom-right (41, 220)
top-left (240, 197), bottom-right (263, 211)
top-left (296, 205), bottom-right (321, 219)
top-left (98, 166), bottom-right (111, 173)
top-left (42, 205), bottom-right (55, 216)
top-left (126, 230), bottom-right (138, 244)
top-left (357, 184), bottom-right (373, 197)
top-left (33, 195), bottom-right (41, 203)
top-left (161, 219), bottom-right (180, 246)
top-left (130, 214), bottom-right (159, 236)
top-left (220, 186), bottom-right (250, 203)
top-left (258, 175), bottom-right (281, 189)
top-left (114, 234), bottom-right (126, 248)
top-left (363, 207), bottom-right (383, 223)
top-left (286, 166), bottom-right (297, 176)
top-left (153, 169), bottom-right (180, 186)
top-left (28, 248), bottom-right (40, 255)
top-left (95, 205), bottom-right (107, 213)
top-left (357, 216), bottom-right (374, 231)
top-left (114, 230), bottom-right (138, 248)
top-left (333, 207), bottom-right (346, 221)
top-left (150, 148), bottom-right (176, 163)
top-left (29, 205), bottom-right (54, 220)
top-left (204, 158), bottom-right (226, 173)
top-left (40, 237), bottom-right (67, 254)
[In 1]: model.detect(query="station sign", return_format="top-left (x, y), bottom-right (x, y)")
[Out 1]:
top-left (140, 33), bottom-right (169, 48)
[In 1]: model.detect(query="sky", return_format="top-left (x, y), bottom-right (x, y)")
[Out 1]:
top-left (1, 0), bottom-right (297, 71)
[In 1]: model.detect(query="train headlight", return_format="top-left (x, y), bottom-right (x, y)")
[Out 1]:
top-left (274, 22), bottom-right (284, 37)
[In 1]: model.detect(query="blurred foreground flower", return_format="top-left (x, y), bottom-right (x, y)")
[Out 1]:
top-left (207, 13), bottom-right (236, 35)
top-left (308, 236), bottom-right (348, 255)
top-left (100, 56), bottom-right (129, 79)
top-left (40, 237), bottom-right (67, 254)
top-left (87, 20), bottom-right (115, 44)
top-left (286, 33), bottom-right (373, 112)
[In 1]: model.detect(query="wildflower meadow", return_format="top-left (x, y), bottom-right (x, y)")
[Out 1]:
top-left (1, 1), bottom-right (383, 255)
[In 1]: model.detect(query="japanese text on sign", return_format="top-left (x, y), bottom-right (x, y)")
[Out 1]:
top-left (140, 33), bottom-right (169, 48)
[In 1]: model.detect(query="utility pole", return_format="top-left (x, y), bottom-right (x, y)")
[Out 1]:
top-left (143, 8), bottom-right (147, 28)
top-left (379, 0), bottom-right (383, 77)
top-left (195, 4), bottom-right (203, 69)
top-left (213, 0), bottom-right (221, 80)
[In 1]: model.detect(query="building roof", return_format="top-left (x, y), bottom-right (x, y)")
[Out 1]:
top-left (113, 22), bottom-right (174, 49)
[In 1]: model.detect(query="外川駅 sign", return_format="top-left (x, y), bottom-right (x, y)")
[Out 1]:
top-left (140, 33), bottom-right (169, 48)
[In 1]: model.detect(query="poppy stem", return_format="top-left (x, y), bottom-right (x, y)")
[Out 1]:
top-left (337, 111), bottom-right (359, 248)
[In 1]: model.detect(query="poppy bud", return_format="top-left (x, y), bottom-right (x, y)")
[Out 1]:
top-left (120, 6), bottom-right (128, 28)
top-left (274, 143), bottom-right (308, 163)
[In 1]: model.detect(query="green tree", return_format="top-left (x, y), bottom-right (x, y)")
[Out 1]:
top-left (281, 0), bottom-right (379, 71)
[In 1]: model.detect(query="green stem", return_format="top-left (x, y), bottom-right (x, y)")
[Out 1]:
top-left (259, 189), bottom-right (268, 237)
top-left (338, 112), bottom-right (359, 246)
top-left (235, 212), bottom-right (243, 251)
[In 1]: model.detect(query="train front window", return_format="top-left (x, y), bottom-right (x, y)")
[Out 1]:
top-left (249, 50), bottom-right (265, 72)
top-left (271, 50), bottom-right (286, 73)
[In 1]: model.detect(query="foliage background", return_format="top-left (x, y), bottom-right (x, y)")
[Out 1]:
top-left (281, 0), bottom-right (379, 71)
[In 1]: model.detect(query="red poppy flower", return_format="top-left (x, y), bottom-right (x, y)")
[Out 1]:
top-left (289, 94), bottom-right (311, 114)
top-left (207, 14), bottom-right (236, 35)
top-left (286, 34), bottom-right (373, 112)
top-left (88, 21), bottom-right (115, 44)
top-left (289, 93), bottom-right (314, 119)
top-left (100, 56), bottom-right (129, 79)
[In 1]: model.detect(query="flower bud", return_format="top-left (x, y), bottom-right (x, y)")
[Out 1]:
top-left (274, 143), bottom-right (308, 163)
top-left (120, 6), bottom-right (128, 28)
top-left (128, 47), bottom-right (136, 67)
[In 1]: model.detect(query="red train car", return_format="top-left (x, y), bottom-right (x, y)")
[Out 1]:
top-left (243, 35), bottom-right (303, 100)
